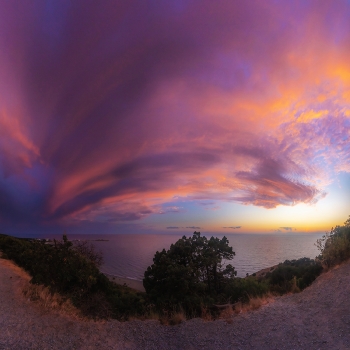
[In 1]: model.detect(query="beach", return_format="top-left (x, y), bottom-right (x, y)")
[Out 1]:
top-left (104, 273), bottom-right (145, 292)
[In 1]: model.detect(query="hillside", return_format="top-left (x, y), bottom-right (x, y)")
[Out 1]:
top-left (0, 257), bottom-right (349, 349)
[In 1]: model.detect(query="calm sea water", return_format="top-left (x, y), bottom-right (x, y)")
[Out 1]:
top-left (49, 232), bottom-right (323, 280)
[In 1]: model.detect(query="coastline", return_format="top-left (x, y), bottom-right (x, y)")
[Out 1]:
top-left (104, 264), bottom-right (279, 293)
top-left (103, 264), bottom-right (280, 292)
top-left (103, 273), bottom-right (145, 292)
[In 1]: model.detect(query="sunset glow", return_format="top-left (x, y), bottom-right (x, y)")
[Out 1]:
top-left (0, 1), bottom-right (349, 236)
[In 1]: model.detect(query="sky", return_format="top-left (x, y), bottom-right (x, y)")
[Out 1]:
top-left (0, 0), bottom-right (349, 236)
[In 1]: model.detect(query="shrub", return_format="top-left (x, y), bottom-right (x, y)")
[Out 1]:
top-left (266, 258), bottom-right (323, 294)
top-left (72, 240), bottom-right (104, 268)
top-left (143, 232), bottom-right (236, 316)
top-left (316, 217), bottom-right (350, 267)
top-left (221, 277), bottom-right (269, 304)
top-left (0, 234), bottom-right (146, 320)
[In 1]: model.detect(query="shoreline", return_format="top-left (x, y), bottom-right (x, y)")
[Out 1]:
top-left (103, 264), bottom-right (280, 292)
top-left (103, 272), bottom-right (145, 292)
top-left (103, 265), bottom-right (280, 293)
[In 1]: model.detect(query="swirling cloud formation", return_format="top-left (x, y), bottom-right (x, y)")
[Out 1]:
top-left (0, 1), bottom-right (349, 232)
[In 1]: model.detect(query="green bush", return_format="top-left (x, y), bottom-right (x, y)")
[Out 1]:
top-left (0, 234), bottom-right (146, 320)
top-left (266, 258), bottom-right (323, 294)
top-left (316, 217), bottom-right (350, 267)
top-left (143, 232), bottom-right (236, 316)
top-left (221, 277), bottom-right (269, 303)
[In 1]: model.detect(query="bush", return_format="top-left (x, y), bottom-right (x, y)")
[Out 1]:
top-left (72, 240), bottom-right (104, 268)
top-left (316, 217), bottom-right (350, 267)
top-left (266, 258), bottom-right (323, 294)
top-left (143, 232), bottom-right (236, 316)
top-left (0, 234), bottom-right (146, 320)
top-left (221, 277), bottom-right (269, 304)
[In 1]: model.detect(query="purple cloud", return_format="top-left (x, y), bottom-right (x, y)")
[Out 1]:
top-left (0, 1), bottom-right (348, 233)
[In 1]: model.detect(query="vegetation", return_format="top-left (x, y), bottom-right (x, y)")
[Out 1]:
top-left (0, 216), bottom-right (349, 322)
top-left (264, 258), bottom-right (322, 294)
top-left (143, 232), bottom-right (324, 317)
top-left (316, 216), bottom-right (350, 267)
top-left (144, 232), bottom-right (237, 314)
top-left (0, 234), bottom-right (146, 319)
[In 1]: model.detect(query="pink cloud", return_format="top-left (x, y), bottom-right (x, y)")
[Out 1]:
top-left (0, 1), bottom-right (349, 230)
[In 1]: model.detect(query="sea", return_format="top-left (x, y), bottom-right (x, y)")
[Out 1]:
top-left (31, 232), bottom-right (324, 281)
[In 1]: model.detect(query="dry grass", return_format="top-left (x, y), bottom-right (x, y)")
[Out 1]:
top-left (169, 310), bottom-right (186, 325)
top-left (0, 257), bottom-right (84, 320)
top-left (216, 293), bottom-right (275, 323)
top-left (21, 283), bottom-right (83, 319)
top-left (201, 306), bottom-right (214, 322)
top-left (134, 309), bottom-right (187, 325)
top-left (158, 310), bottom-right (186, 325)
top-left (219, 305), bottom-right (235, 324)
top-left (147, 311), bottom-right (161, 320)
top-left (290, 276), bottom-right (301, 293)
top-left (0, 257), bottom-right (31, 281)
top-left (232, 293), bottom-right (275, 314)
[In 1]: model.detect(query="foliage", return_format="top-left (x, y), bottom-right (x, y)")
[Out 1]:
top-left (0, 234), bottom-right (145, 319)
top-left (144, 232), bottom-right (238, 314)
top-left (265, 257), bottom-right (323, 294)
top-left (143, 231), bottom-right (327, 317)
top-left (220, 277), bottom-right (269, 304)
top-left (72, 240), bottom-right (104, 268)
top-left (316, 216), bottom-right (350, 267)
top-left (2, 216), bottom-right (348, 321)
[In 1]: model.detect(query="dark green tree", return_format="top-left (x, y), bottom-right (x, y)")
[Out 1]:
top-left (143, 232), bottom-right (236, 310)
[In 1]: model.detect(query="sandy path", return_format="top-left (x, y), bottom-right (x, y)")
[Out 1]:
top-left (0, 257), bottom-right (349, 350)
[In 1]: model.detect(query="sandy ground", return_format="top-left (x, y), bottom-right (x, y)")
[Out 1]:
top-left (0, 257), bottom-right (349, 350)
top-left (103, 273), bottom-right (145, 292)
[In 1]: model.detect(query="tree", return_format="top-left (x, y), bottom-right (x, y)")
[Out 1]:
top-left (143, 232), bottom-right (236, 309)
top-left (345, 215), bottom-right (350, 228)
top-left (316, 216), bottom-right (350, 267)
top-left (73, 240), bottom-right (103, 268)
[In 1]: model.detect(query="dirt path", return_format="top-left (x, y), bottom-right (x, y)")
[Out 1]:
top-left (0, 257), bottom-right (349, 350)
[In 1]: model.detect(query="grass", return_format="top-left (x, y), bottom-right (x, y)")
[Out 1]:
top-left (22, 283), bottom-right (83, 318)
top-left (217, 292), bottom-right (275, 324)
top-left (235, 293), bottom-right (275, 313)
top-left (1, 256), bottom-right (83, 319)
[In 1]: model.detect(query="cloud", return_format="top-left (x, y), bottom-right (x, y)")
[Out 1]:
top-left (273, 227), bottom-right (297, 233)
top-left (198, 202), bottom-right (216, 206)
top-left (166, 226), bottom-right (179, 229)
top-left (222, 226), bottom-right (242, 229)
top-left (205, 206), bottom-right (220, 211)
top-left (279, 227), bottom-right (296, 231)
top-left (186, 226), bottom-right (201, 230)
top-left (197, 201), bottom-right (220, 211)
top-left (158, 206), bottom-right (184, 214)
top-left (232, 157), bottom-right (323, 208)
top-left (0, 1), bottom-right (349, 232)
